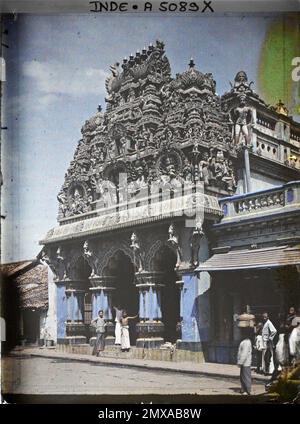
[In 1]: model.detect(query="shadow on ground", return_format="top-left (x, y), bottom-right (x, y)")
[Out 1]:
top-left (3, 393), bottom-right (272, 404)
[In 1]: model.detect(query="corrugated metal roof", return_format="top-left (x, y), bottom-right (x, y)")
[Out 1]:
top-left (196, 245), bottom-right (300, 272)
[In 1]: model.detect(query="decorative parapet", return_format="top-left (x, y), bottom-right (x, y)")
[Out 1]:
top-left (41, 190), bottom-right (221, 245)
top-left (220, 180), bottom-right (300, 220)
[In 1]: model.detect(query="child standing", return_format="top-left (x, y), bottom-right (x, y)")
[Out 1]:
top-left (254, 322), bottom-right (264, 373)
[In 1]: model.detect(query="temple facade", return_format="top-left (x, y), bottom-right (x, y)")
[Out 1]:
top-left (40, 41), bottom-right (300, 363)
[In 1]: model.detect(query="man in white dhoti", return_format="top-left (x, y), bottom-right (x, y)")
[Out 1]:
top-left (113, 305), bottom-right (123, 346)
top-left (120, 310), bottom-right (138, 352)
top-left (261, 312), bottom-right (277, 375)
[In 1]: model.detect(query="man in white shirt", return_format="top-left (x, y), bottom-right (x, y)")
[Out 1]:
top-left (237, 328), bottom-right (253, 395)
top-left (261, 312), bottom-right (277, 375)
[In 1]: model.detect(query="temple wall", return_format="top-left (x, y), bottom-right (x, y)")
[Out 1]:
top-left (43, 264), bottom-right (57, 343)
top-left (250, 171), bottom-right (286, 191)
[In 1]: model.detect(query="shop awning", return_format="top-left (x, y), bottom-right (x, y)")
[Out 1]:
top-left (195, 245), bottom-right (300, 272)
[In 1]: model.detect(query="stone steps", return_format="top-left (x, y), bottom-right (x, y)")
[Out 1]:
top-left (56, 343), bottom-right (205, 363)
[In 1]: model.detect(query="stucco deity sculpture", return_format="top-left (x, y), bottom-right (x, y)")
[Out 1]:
top-left (190, 221), bottom-right (204, 267)
top-left (56, 246), bottom-right (68, 280)
top-left (232, 95), bottom-right (254, 145)
top-left (128, 165), bottom-right (148, 199)
top-left (130, 232), bottom-right (144, 272)
top-left (182, 159), bottom-right (193, 183)
top-left (230, 71), bottom-right (254, 95)
top-left (91, 175), bottom-right (117, 208)
top-left (70, 188), bottom-right (86, 215)
top-left (167, 223), bottom-right (182, 269)
top-left (83, 240), bottom-right (99, 277)
top-left (199, 152), bottom-right (210, 186)
top-left (160, 158), bottom-right (184, 195)
top-left (57, 190), bottom-right (68, 218)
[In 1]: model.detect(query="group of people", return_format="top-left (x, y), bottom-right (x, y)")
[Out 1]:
top-left (237, 307), bottom-right (300, 395)
top-left (91, 306), bottom-right (138, 357)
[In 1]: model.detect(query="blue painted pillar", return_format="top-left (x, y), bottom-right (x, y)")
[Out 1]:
top-left (65, 289), bottom-right (85, 323)
top-left (91, 288), bottom-right (113, 320)
top-left (175, 278), bottom-right (184, 340)
top-left (89, 276), bottom-right (116, 345)
top-left (66, 291), bottom-right (74, 322)
top-left (64, 283), bottom-right (87, 344)
top-left (73, 290), bottom-right (85, 322)
top-left (56, 281), bottom-right (67, 343)
top-left (144, 288), bottom-right (149, 320)
top-left (137, 284), bottom-right (163, 321)
top-left (148, 286), bottom-right (163, 320)
top-left (139, 289), bottom-right (146, 320)
top-left (135, 271), bottom-right (164, 348)
top-left (178, 271), bottom-right (211, 352)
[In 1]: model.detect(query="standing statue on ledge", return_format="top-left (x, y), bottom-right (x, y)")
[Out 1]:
top-left (83, 240), bottom-right (100, 277)
top-left (167, 223), bottom-right (182, 269)
top-left (190, 221), bottom-right (204, 268)
top-left (232, 95), bottom-right (254, 146)
top-left (130, 232), bottom-right (144, 273)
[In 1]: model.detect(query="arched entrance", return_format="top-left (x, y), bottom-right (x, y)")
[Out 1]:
top-left (103, 249), bottom-right (138, 342)
top-left (151, 244), bottom-right (180, 343)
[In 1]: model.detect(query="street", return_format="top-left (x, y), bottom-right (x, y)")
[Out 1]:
top-left (2, 356), bottom-right (266, 397)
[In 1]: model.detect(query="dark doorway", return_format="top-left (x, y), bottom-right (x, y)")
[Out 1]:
top-left (152, 245), bottom-right (180, 343)
top-left (23, 309), bottom-right (40, 345)
top-left (104, 250), bottom-right (138, 343)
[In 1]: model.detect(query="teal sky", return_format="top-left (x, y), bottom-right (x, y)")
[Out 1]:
top-left (1, 13), bottom-right (278, 262)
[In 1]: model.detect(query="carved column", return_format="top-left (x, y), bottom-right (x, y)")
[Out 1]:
top-left (135, 271), bottom-right (165, 348)
top-left (89, 276), bottom-right (116, 346)
top-left (243, 145), bottom-right (252, 193)
top-left (55, 280), bottom-right (68, 344)
top-left (176, 229), bottom-right (211, 358)
top-left (65, 281), bottom-right (87, 344)
top-left (175, 277), bottom-right (184, 342)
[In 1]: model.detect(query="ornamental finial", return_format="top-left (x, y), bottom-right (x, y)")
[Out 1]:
top-left (189, 58), bottom-right (195, 68)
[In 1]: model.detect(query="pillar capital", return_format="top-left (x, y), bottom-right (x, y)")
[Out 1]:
top-left (176, 279), bottom-right (184, 288)
top-left (134, 270), bottom-right (164, 287)
top-left (57, 279), bottom-right (85, 289)
top-left (89, 275), bottom-right (116, 289)
top-left (176, 268), bottom-right (194, 278)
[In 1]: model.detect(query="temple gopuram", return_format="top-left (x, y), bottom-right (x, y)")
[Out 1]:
top-left (41, 41), bottom-right (300, 363)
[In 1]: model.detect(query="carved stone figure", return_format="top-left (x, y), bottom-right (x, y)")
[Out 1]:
top-left (230, 71), bottom-right (254, 95)
top-left (182, 159), bottom-right (193, 183)
top-left (160, 158), bottom-right (184, 194)
top-left (83, 240), bottom-right (100, 277)
top-left (128, 165), bottom-right (148, 199)
top-left (190, 221), bottom-right (204, 267)
top-left (91, 175), bottom-right (117, 207)
top-left (56, 246), bottom-right (68, 280)
top-left (167, 223), bottom-right (182, 269)
top-left (232, 95), bottom-right (254, 145)
top-left (199, 152), bottom-right (210, 186)
top-left (130, 232), bottom-right (144, 272)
